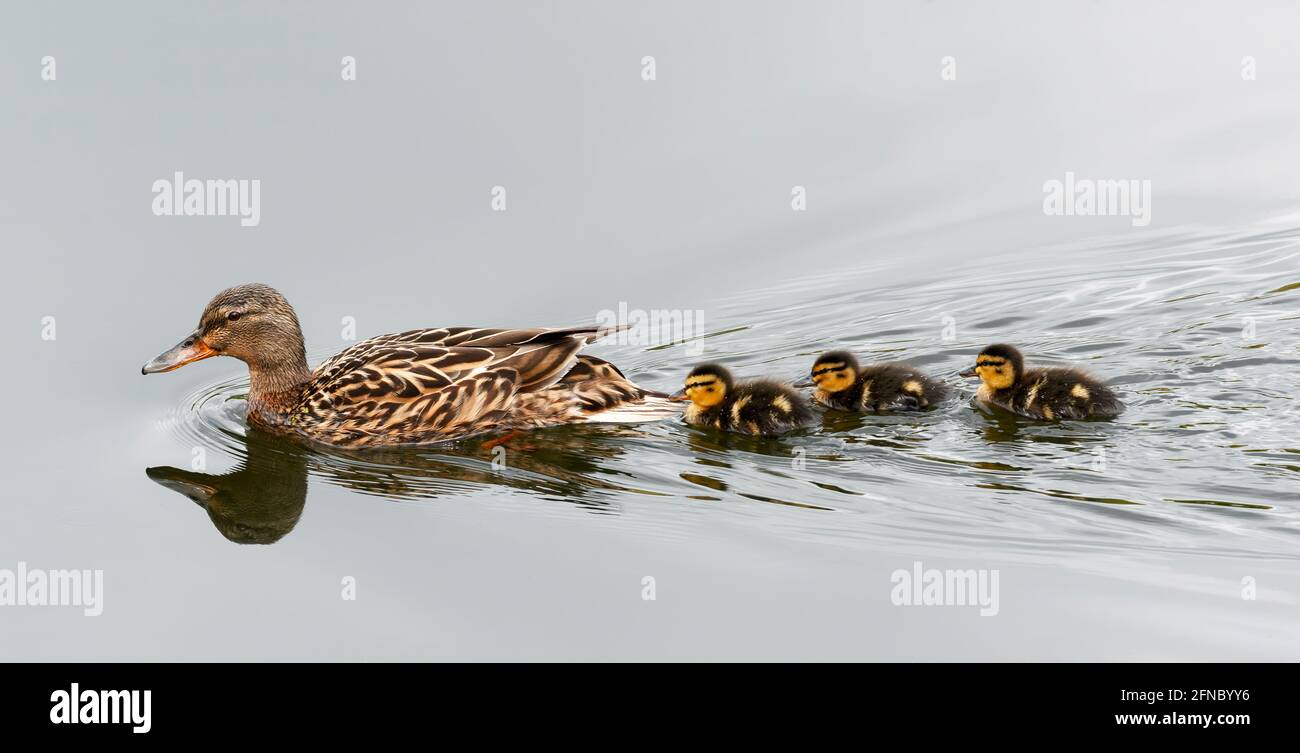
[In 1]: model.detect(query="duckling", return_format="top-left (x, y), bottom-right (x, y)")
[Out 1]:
top-left (959, 343), bottom-right (1124, 420)
top-left (795, 350), bottom-right (946, 411)
top-left (675, 363), bottom-right (813, 436)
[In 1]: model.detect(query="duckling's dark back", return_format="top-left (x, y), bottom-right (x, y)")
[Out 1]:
top-left (858, 364), bottom-right (947, 411)
top-left (1015, 367), bottom-right (1125, 419)
top-left (728, 379), bottom-right (814, 435)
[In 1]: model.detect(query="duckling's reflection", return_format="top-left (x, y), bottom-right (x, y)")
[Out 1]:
top-left (818, 410), bottom-right (871, 434)
top-left (973, 406), bottom-right (1099, 446)
top-left (147, 425), bottom-right (636, 544)
top-left (978, 411), bottom-right (1029, 443)
top-left (684, 424), bottom-right (811, 459)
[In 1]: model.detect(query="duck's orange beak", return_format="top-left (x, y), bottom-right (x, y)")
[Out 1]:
top-left (142, 331), bottom-right (217, 374)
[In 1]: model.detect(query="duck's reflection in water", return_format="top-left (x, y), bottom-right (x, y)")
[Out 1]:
top-left (146, 425), bottom-right (640, 544)
top-left (146, 428), bottom-right (308, 545)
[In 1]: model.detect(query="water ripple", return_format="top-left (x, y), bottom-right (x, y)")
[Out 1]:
top-left (155, 223), bottom-right (1300, 560)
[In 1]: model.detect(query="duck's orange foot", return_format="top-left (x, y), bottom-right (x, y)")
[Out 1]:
top-left (482, 430), bottom-right (523, 451)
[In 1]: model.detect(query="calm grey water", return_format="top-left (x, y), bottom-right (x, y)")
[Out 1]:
top-left (2, 1), bottom-right (1299, 659)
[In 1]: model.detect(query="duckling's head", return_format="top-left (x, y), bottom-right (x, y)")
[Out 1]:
top-left (142, 283), bottom-right (308, 378)
top-left (805, 350), bottom-right (860, 393)
top-left (960, 343), bottom-right (1023, 390)
top-left (681, 363), bottom-right (734, 408)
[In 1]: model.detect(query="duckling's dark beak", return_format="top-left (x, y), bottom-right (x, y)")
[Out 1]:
top-left (142, 331), bottom-right (217, 375)
top-left (792, 376), bottom-right (814, 388)
top-left (958, 367), bottom-right (978, 378)
top-left (668, 388), bottom-right (689, 402)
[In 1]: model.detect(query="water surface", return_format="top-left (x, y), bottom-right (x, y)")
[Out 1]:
top-left (127, 225), bottom-right (1300, 659)
top-left (2, 0), bottom-right (1299, 659)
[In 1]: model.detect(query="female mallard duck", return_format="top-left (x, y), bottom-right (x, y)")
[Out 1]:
top-left (142, 284), bottom-right (680, 447)
top-left (794, 350), bottom-right (946, 411)
top-left (675, 363), bottom-right (813, 436)
top-left (959, 343), bottom-right (1124, 420)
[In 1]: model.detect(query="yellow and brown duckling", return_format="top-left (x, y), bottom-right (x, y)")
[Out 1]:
top-left (675, 363), bottom-right (814, 436)
top-left (959, 343), bottom-right (1124, 420)
top-left (143, 283), bottom-right (680, 447)
top-left (796, 350), bottom-right (946, 411)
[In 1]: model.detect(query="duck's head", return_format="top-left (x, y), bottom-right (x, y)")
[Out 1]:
top-left (959, 343), bottom-right (1023, 390)
top-left (142, 283), bottom-right (307, 377)
top-left (795, 350), bottom-right (859, 392)
top-left (675, 363), bottom-right (734, 408)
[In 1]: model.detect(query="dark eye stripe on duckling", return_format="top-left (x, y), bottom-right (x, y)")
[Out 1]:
top-left (977, 358), bottom-right (1006, 367)
top-left (686, 377), bottom-right (719, 389)
top-left (812, 364), bottom-right (847, 376)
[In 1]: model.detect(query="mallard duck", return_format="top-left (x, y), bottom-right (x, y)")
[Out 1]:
top-left (142, 284), bottom-right (680, 447)
top-left (794, 350), bottom-right (946, 411)
top-left (958, 343), bottom-right (1124, 420)
top-left (674, 363), bottom-right (813, 435)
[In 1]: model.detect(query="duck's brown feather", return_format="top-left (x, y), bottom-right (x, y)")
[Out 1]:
top-left (272, 326), bottom-right (672, 447)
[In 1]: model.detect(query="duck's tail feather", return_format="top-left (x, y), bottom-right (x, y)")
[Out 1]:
top-left (580, 394), bottom-right (682, 423)
top-left (521, 322), bottom-right (632, 345)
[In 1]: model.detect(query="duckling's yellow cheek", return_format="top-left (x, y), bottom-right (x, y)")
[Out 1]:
top-left (686, 384), bottom-right (724, 408)
top-left (978, 365), bottom-right (1014, 390)
top-left (818, 370), bottom-right (854, 393)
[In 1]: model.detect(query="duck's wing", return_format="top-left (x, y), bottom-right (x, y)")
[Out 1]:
top-left (300, 327), bottom-right (604, 444)
top-left (311, 325), bottom-right (617, 386)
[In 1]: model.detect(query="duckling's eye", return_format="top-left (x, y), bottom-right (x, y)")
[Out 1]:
top-left (227, 311), bottom-right (242, 322)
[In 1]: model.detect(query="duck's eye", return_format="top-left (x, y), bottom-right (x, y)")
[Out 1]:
top-left (227, 311), bottom-right (242, 322)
